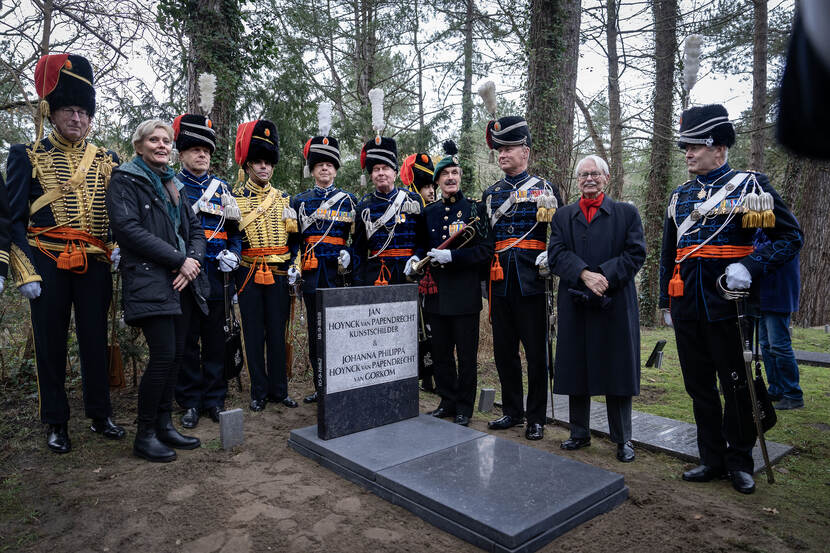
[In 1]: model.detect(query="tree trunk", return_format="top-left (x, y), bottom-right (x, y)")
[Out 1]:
top-left (780, 156), bottom-right (830, 326)
top-left (40, 0), bottom-right (53, 56)
top-left (605, 0), bottom-right (624, 198)
top-left (639, 0), bottom-right (677, 326)
top-left (459, 0), bottom-right (476, 193)
top-left (184, 0), bottom-right (243, 179)
top-left (414, 0), bottom-right (425, 140)
top-left (750, 0), bottom-right (767, 172)
top-left (574, 95), bottom-right (608, 161)
top-left (527, 0), bottom-right (581, 200)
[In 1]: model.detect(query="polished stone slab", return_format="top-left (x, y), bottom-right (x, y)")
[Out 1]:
top-left (290, 414), bottom-right (485, 481)
top-left (377, 434), bottom-right (627, 551)
top-left (289, 415), bottom-right (628, 553)
top-left (317, 284), bottom-right (420, 439)
top-left (550, 394), bottom-right (793, 472)
top-left (794, 350), bottom-right (830, 367)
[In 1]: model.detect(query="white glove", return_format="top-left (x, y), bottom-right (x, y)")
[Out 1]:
top-left (287, 266), bottom-right (300, 285)
top-left (535, 250), bottom-right (550, 277)
top-left (110, 247), bottom-right (121, 271)
top-left (404, 255), bottom-right (420, 276)
top-left (725, 263), bottom-right (752, 290)
top-left (0, 276), bottom-right (4, 294)
top-left (428, 248), bottom-right (452, 265)
top-left (216, 250), bottom-right (240, 272)
top-left (20, 282), bottom-right (42, 299)
top-left (662, 309), bottom-right (673, 327)
top-left (338, 250), bottom-right (351, 269)
top-left (232, 293), bottom-right (238, 305)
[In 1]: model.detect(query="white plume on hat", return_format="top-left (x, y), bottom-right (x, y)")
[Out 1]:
top-left (682, 35), bottom-right (703, 94)
top-left (478, 81), bottom-right (497, 117)
top-left (198, 73), bottom-right (217, 115)
top-left (318, 101), bottom-right (332, 137)
top-left (368, 88), bottom-right (385, 133)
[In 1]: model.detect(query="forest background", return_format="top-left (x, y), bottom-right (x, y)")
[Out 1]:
top-left (0, 0), bottom-right (826, 338)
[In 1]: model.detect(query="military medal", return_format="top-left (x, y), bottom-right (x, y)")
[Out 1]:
top-left (697, 187), bottom-right (707, 199)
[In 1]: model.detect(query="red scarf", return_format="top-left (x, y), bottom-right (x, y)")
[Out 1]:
top-left (579, 193), bottom-right (604, 223)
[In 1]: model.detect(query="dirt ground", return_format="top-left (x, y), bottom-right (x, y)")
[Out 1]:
top-left (0, 371), bottom-right (823, 553)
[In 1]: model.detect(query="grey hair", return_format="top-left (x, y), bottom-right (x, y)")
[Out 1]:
top-left (574, 155), bottom-right (610, 177)
top-left (132, 119), bottom-right (174, 152)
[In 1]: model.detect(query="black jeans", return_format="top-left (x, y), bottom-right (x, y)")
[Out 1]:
top-left (137, 291), bottom-right (193, 425)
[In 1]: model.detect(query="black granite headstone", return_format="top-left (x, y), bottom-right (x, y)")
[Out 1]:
top-left (316, 284), bottom-right (419, 439)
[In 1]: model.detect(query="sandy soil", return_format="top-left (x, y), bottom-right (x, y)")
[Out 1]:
top-left (0, 375), bottom-right (817, 553)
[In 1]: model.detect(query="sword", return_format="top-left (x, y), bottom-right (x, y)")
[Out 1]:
top-left (544, 275), bottom-right (556, 424)
top-left (717, 274), bottom-right (774, 484)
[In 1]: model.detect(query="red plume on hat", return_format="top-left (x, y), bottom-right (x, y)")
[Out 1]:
top-left (34, 54), bottom-right (70, 100)
top-left (235, 120), bottom-right (258, 166)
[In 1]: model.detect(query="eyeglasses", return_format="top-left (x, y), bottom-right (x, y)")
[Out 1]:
top-left (577, 171), bottom-right (602, 180)
top-left (57, 107), bottom-right (90, 120)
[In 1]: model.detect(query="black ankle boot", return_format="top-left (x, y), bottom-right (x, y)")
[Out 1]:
top-left (155, 411), bottom-right (200, 450)
top-left (133, 423), bottom-right (176, 462)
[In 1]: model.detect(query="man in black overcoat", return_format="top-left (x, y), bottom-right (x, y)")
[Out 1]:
top-left (547, 155), bottom-right (645, 462)
top-left (408, 142), bottom-right (492, 426)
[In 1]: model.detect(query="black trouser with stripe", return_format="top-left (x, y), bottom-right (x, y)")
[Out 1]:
top-left (674, 317), bottom-right (756, 473)
top-left (236, 273), bottom-right (290, 402)
top-left (176, 298), bottom-right (228, 410)
top-left (429, 312), bottom-right (480, 418)
top-left (491, 286), bottom-right (548, 426)
top-left (29, 249), bottom-right (112, 424)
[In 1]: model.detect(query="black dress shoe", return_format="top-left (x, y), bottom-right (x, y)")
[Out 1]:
top-left (560, 436), bottom-right (591, 450)
top-left (682, 464), bottom-right (726, 482)
top-left (616, 441), bottom-right (635, 462)
top-left (488, 415), bottom-right (524, 430)
top-left (180, 407), bottom-right (200, 429)
top-left (730, 470), bottom-right (756, 494)
top-left (206, 406), bottom-right (222, 423)
top-left (155, 412), bottom-right (200, 450)
top-left (525, 423), bottom-right (544, 440)
top-left (281, 396), bottom-right (299, 408)
top-left (250, 399), bottom-right (266, 412)
top-left (90, 417), bottom-right (126, 440)
top-left (133, 423), bottom-right (176, 463)
top-left (303, 391), bottom-right (318, 404)
top-left (428, 406), bottom-right (455, 419)
top-left (454, 414), bottom-right (470, 426)
top-left (47, 423), bottom-right (71, 454)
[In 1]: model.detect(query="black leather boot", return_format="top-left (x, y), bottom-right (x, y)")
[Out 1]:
top-left (133, 423), bottom-right (176, 463)
top-left (47, 423), bottom-right (71, 454)
top-left (155, 411), bottom-right (200, 450)
top-left (90, 417), bottom-right (126, 440)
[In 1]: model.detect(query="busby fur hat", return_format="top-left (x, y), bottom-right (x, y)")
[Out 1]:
top-left (677, 104), bottom-right (735, 149)
top-left (433, 140), bottom-right (460, 183)
top-left (304, 102), bottom-right (340, 173)
top-left (486, 116), bottom-right (531, 149)
top-left (173, 114), bottom-right (216, 154)
top-left (35, 53), bottom-right (96, 117)
top-left (361, 136), bottom-right (398, 172)
top-left (235, 119), bottom-right (279, 166)
top-left (400, 152), bottom-right (434, 189)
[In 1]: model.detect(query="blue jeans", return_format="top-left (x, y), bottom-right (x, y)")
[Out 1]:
top-left (759, 312), bottom-right (803, 401)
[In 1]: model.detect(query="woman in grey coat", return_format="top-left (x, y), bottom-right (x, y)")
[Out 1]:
top-left (547, 155), bottom-right (646, 462)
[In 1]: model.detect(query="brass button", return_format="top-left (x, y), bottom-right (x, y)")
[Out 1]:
top-left (443, 225), bottom-right (447, 229)
top-left (444, 216), bottom-right (448, 220)
top-left (442, 235), bottom-right (447, 239)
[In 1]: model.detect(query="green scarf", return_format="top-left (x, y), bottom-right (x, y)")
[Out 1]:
top-left (133, 156), bottom-right (185, 252)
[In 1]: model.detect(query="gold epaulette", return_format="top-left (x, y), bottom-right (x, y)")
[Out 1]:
top-left (9, 244), bottom-right (42, 286)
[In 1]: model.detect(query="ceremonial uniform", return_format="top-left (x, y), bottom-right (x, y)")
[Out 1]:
top-left (233, 120), bottom-right (300, 408)
top-left (353, 122), bottom-right (422, 286)
top-left (5, 54), bottom-right (124, 451)
top-left (353, 186), bottom-right (422, 285)
top-left (481, 117), bottom-right (561, 432)
top-left (0, 174), bottom-right (10, 288)
top-left (659, 105), bottom-right (802, 483)
top-left (293, 186), bottom-right (356, 382)
top-left (176, 168), bottom-right (241, 413)
top-left (172, 113), bottom-right (243, 423)
top-left (416, 187), bottom-right (491, 419)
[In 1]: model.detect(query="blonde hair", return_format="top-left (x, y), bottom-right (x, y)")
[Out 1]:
top-left (131, 119), bottom-right (174, 152)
